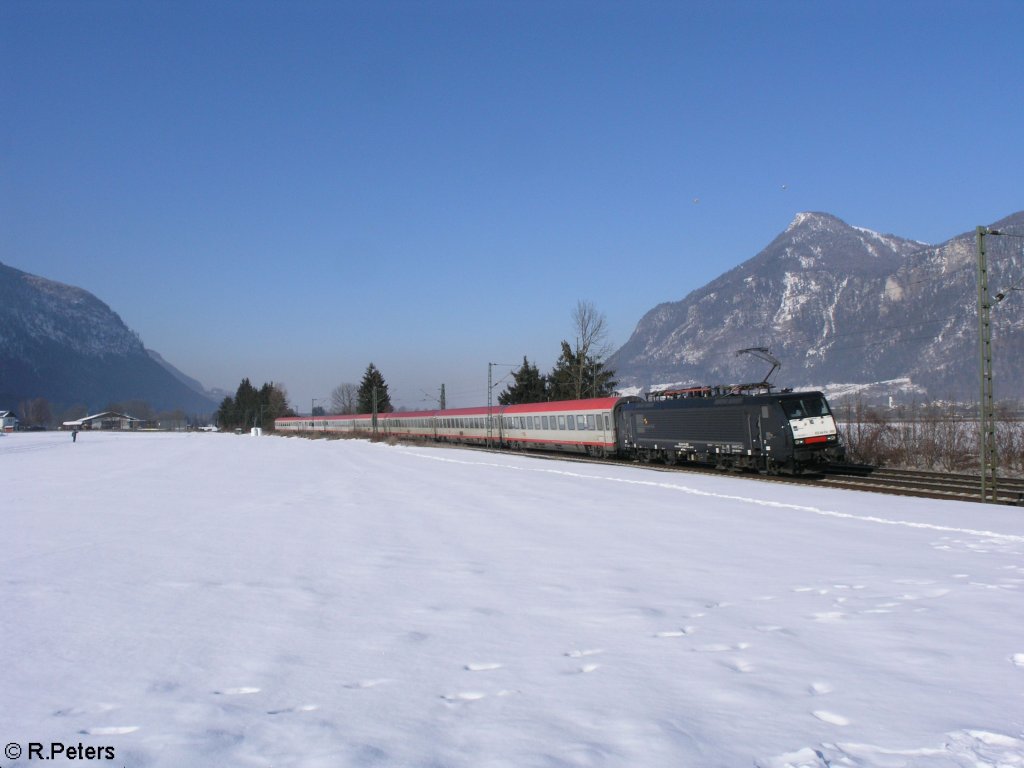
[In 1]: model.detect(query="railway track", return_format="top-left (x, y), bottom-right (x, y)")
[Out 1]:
top-left (463, 444), bottom-right (1024, 506)
top-left (820, 464), bottom-right (1024, 505)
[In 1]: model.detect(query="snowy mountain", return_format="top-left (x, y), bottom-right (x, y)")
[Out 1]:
top-left (609, 211), bottom-right (1024, 401)
top-left (0, 262), bottom-right (218, 414)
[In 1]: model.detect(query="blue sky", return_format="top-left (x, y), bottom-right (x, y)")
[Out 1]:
top-left (3, 0), bottom-right (1022, 412)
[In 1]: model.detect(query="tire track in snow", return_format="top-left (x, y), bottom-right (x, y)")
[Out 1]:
top-left (405, 451), bottom-right (1024, 545)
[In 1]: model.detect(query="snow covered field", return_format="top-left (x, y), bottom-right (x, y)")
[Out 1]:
top-left (3, 431), bottom-right (1023, 767)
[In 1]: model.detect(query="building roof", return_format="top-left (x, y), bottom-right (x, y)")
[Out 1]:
top-left (62, 411), bottom-right (140, 427)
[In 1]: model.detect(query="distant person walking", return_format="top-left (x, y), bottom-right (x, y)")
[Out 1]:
top-left (72, 430), bottom-right (78, 443)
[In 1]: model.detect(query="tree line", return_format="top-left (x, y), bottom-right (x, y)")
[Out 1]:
top-left (835, 397), bottom-right (1024, 475)
top-left (498, 301), bottom-right (617, 404)
top-left (12, 396), bottom-right (203, 430)
top-left (215, 300), bottom-right (615, 430)
top-left (321, 301), bottom-right (617, 414)
top-left (214, 380), bottom-right (294, 431)
top-left (327, 363), bottom-right (394, 415)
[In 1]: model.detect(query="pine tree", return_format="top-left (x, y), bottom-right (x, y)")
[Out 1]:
top-left (214, 396), bottom-right (236, 430)
top-left (547, 341), bottom-right (582, 401)
top-left (547, 341), bottom-right (617, 400)
top-left (586, 355), bottom-right (618, 398)
top-left (234, 378), bottom-right (261, 428)
top-left (498, 356), bottom-right (548, 404)
top-left (357, 363), bottom-right (392, 414)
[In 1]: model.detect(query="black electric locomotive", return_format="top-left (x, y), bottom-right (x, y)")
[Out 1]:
top-left (615, 386), bottom-right (844, 473)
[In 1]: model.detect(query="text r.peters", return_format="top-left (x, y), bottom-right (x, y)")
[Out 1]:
top-left (28, 742), bottom-right (116, 760)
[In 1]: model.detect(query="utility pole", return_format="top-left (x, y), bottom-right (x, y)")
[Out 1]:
top-left (487, 364), bottom-right (494, 447)
top-left (440, 384), bottom-right (446, 411)
top-left (976, 226), bottom-right (998, 503)
top-left (486, 362), bottom-right (515, 447)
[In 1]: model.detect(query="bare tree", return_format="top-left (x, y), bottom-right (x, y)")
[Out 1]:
top-left (568, 300), bottom-right (613, 399)
top-left (330, 382), bottom-right (359, 414)
top-left (18, 397), bottom-right (52, 428)
top-left (264, 382), bottom-right (293, 420)
top-left (573, 299), bottom-right (610, 361)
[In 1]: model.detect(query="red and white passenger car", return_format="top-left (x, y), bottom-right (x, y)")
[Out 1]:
top-left (274, 396), bottom-right (641, 456)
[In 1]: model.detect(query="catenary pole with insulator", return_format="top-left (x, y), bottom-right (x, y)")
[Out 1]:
top-left (976, 226), bottom-right (998, 503)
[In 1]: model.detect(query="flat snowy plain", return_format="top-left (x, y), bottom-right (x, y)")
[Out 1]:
top-left (3, 431), bottom-right (1023, 767)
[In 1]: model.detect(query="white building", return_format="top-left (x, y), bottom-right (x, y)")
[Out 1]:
top-left (62, 411), bottom-right (142, 431)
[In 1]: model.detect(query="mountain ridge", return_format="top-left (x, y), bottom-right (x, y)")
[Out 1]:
top-left (0, 262), bottom-right (218, 416)
top-left (608, 211), bottom-right (1024, 402)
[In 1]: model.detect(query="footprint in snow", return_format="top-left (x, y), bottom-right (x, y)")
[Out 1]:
top-left (809, 681), bottom-right (834, 695)
top-left (654, 627), bottom-right (695, 638)
top-left (441, 691), bottom-right (486, 702)
top-left (811, 611), bottom-right (846, 622)
top-left (343, 678), bottom-right (391, 689)
top-left (695, 643), bottom-right (735, 652)
top-left (80, 726), bottom-right (138, 736)
top-left (812, 710), bottom-right (851, 726)
top-left (464, 662), bottom-right (503, 672)
top-left (267, 705), bottom-right (318, 715)
top-left (214, 687), bottom-right (260, 695)
top-left (896, 588), bottom-right (951, 601)
top-left (1012, 653), bottom-right (1024, 667)
top-left (565, 648), bottom-right (603, 658)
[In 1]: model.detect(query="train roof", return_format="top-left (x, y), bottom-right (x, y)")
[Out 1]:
top-left (627, 389), bottom-right (828, 407)
top-left (501, 396), bottom-right (630, 413)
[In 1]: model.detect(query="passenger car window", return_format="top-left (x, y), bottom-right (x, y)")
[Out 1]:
top-left (557, 415), bottom-right (566, 430)
top-left (586, 414), bottom-right (596, 430)
top-left (542, 415), bottom-right (549, 430)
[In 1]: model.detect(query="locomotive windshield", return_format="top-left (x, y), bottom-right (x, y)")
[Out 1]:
top-left (781, 397), bottom-right (831, 420)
